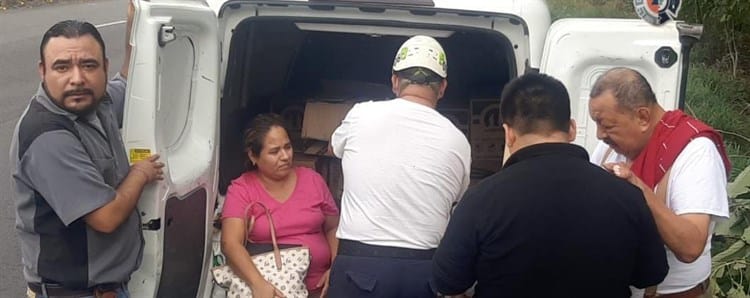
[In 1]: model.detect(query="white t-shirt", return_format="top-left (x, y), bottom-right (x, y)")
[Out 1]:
top-left (331, 98), bottom-right (472, 249)
top-left (591, 137), bottom-right (729, 295)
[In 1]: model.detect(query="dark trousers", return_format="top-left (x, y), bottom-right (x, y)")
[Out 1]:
top-left (328, 240), bottom-right (436, 298)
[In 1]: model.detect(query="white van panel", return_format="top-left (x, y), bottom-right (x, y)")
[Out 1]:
top-left (435, 0), bottom-right (551, 68)
top-left (540, 19), bottom-right (684, 154)
top-left (126, 1), bottom-right (219, 297)
top-left (157, 37), bottom-right (194, 150)
top-left (210, 0), bottom-right (551, 67)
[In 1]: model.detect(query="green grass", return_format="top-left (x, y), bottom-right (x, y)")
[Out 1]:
top-left (685, 64), bottom-right (750, 179)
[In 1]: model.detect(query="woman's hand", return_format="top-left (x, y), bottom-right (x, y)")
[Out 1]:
top-left (315, 269), bottom-right (331, 298)
top-left (250, 279), bottom-right (285, 298)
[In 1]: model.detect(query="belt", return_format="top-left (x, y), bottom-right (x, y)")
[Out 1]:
top-left (28, 282), bottom-right (122, 298)
top-left (644, 279), bottom-right (709, 298)
top-left (338, 239), bottom-right (436, 260)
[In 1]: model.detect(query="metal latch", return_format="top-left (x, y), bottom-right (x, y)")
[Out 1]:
top-left (159, 25), bottom-right (176, 47)
top-left (142, 218), bottom-right (161, 230)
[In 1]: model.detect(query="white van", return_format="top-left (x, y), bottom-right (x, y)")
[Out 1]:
top-left (122, 0), bottom-right (701, 296)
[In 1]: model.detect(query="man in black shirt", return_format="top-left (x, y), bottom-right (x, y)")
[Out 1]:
top-left (432, 73), bottom-right (667, 297)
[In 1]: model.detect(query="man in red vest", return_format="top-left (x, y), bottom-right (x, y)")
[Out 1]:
top-left (589, 67), bottom-right (731, 298)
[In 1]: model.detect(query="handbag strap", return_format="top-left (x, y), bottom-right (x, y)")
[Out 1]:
top-left (242, 201), bottom-right (283, 270)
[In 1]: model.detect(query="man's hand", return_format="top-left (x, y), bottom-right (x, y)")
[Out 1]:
top-left (603, 162), bottom-right (658, 200)
top-left (604, 163), bottom-right (710, 263)
top-left (603, 162), bottom-right (636, 182)
top-left (129, 154), bottom-right (164, 183)
top-left (85, 154), bottom-right (163, 233)
top-left (121, 0), bottom-right (134, 78)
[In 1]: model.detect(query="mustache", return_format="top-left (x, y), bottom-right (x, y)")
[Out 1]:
top-left (63, 88), bottom-right (94, 98)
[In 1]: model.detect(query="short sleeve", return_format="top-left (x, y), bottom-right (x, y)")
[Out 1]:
top-left (222, 174), bottom-right (255, 219)
top-left (106, 73), bottom-right (127, 128)
top-left (330, 103), bottom-right (362, 158)
top-left (20, 130), bottom-right (114, 226)
top-left (310, 169), bottom-right (339, 216)
top-left (668, 137), bottom-right (729, 218)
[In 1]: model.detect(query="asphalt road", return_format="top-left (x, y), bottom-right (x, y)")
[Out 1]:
top-left (0, 1), bottom-right (127, 296)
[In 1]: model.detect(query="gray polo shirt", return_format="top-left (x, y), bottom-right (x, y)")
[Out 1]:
top-left (9, 74), bottom-right (143, 289)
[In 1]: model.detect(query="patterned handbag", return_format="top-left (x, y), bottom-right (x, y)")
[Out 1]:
top-left (212, 202), bottom-right (310, 298)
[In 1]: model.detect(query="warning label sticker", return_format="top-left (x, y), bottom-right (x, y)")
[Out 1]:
top-left (129, 148), bottom-right (151, 163)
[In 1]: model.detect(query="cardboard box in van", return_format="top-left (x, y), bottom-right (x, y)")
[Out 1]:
top-left (293, 153), bottom-right (319, 169)
top-left (470, 99), bottom-right (503, 171)
top-left (301, 101), bottom-right (355, 142)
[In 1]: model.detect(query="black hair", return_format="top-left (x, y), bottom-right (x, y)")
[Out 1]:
top-left (589, 67), bottom-right (657, 110)
top-left (40, 20), bottom-right (107, 64)
top-left (242, 113), bottom-right (291, 169)
top-left (500, 73), bottom-right (571, 135)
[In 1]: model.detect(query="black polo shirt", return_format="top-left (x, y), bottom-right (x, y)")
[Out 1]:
top-left (432, 143), bottom-right (668, 298)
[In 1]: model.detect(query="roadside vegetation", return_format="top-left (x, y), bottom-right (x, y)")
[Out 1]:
top-left (547, 0), bottom-right (750, 296)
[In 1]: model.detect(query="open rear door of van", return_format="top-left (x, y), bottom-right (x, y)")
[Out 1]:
top-left (540, 19), bottom-right (701, 153)
top-left (123, 1), bottom-right (219, 297)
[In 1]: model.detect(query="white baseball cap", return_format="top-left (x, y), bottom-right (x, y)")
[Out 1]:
top-left (392, 35), bottom-right (447, 78)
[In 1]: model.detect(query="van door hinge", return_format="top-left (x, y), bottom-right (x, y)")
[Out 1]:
top-left (159, 25), bottom-right (176, 47)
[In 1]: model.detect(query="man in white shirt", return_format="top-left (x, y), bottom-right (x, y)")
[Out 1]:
top-left (327, 35), bottom-right (471, 298)
top-left (589, 67), bottom-right (731, 298)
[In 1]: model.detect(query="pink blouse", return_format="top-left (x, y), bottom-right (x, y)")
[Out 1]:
top-left (222, 167), bottom-right (339, 291)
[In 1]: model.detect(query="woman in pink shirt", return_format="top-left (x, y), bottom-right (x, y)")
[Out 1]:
top-left (221, 113), bottom-right (340, 298)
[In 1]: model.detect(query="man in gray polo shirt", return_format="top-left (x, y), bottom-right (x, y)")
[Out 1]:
top-left (9, 3), bottom-right (163, 298)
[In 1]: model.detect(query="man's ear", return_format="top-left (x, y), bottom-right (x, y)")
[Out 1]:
top-left (567, 118), bottom-right (577, 142)
top-left (635, 106), bottom-right (652, 132)
top-left (503, 123), bottom-right (515, 149)
top-left (503, 123), bottom-right (515, 165)
top-left (437, 79), bottom-right (448, 99)
top-left (38, 60), bottom-right (45, 80)
top-left (391, 74), bottom-right (399, 96)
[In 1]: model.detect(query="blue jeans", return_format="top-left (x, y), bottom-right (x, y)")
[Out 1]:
top-left (27, 286), bottom-right (129, 298)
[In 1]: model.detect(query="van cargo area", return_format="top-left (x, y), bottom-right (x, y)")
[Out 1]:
top-left (219, 18), bottom-right (517, 200)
